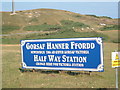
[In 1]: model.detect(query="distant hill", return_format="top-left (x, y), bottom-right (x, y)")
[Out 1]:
top-left (1, 8), bottom-right (119, 44)
top-left (2, 8), bottom-right (118, 27)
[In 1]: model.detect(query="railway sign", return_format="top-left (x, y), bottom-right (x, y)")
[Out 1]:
top-left (21, 37), bottom-right (104, 72)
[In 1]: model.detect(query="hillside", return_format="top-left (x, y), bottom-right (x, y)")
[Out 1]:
top-left (2, 8), bottom-right (118, 27)
top-left (1, 9), bottom-right (120, 88)
top-left (1, 8), bottom-right (119, 44)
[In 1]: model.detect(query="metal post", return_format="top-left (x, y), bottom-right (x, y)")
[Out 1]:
top-left (116, 67), bottom-right (118, 90)
top-left (12, 0), bottom-right (15, 14)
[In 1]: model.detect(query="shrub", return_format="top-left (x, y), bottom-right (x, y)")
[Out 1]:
top-left (86, 14), bottom-right (100, 18)
top-left (100, 25), bottom-right (120, 31)
top-left (60, 20), bottom-right (89, 28)
top-left (100, 16), bottom-right (112, 19)
top-left (86, 14), bottom-right (112, 19)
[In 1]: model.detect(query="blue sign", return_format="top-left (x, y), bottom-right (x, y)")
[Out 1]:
top-left (21, 37), bottom-right (104, 72)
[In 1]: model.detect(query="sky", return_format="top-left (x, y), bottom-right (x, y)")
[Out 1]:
top-left (1, 0), bottom-right (120, 2)
top-left (1, 2), bottom-right (119, 18)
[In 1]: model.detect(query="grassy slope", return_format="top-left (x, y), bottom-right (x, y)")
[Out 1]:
top-left (2, 9), bottom-right (118, 44)
top-left (2, 9), bottom-right (117, 30)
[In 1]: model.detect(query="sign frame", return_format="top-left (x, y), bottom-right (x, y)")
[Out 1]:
top-left (21, 37), bottom-right (104, 72)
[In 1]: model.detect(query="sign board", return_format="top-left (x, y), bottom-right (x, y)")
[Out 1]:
top-left (112, 52), bottom-right (120, 68)
top-left (21, 37), bottom-right (104, 72)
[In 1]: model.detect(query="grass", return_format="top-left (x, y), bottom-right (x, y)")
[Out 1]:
top-left (29, 18), bottom-right (39, 22)
top-left (2, 20), bottom-right (110, 44)
top-left (97, 30), bottom-right (119, 43)
top-left (1, 8), bottom-right (119, 88)
top-left (100, 25), bottom-right (120, 31)
top-left (2, 43), bottom-right (118, 88)
top-left (112, 39), bottom-right (120, 43)
top-left (24, 20), bottom-right (90, 31)
top-left (44, 30), bottom-right (108, 41)
top-left (24, 24), bottom-right (62, 31)
top-left (60, 20), bottom-right (89, 28)
top-left (2, 8), bottom-right (117, 32)
top-left (2, 29), bottom-right (109, 44)
top-left (2, 25), bottom-right (20, 34)
top-left (73, 15), bottom-right (82, 18)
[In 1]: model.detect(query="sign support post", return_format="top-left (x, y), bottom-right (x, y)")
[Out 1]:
top-left (112, 51), bottom-right (120, 90)
top-left (116, 67), bottom-right (118, 90)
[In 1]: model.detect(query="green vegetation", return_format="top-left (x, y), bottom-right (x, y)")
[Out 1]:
top-left (24, 20), bottom-right (90, 31)
top-left (24, 24), bottom-right (61, 31)
top-left (112, 39), bottom-right (120, 43)
top-left (100, 25), bottom-right (120, 31)
top-left (45, 30), bottom-right (108, 41)
top-left (60, 20), bottom-right (89, 28)
top-left (3, 20), bottom-right (109, 44)
top-left (2, 25), bottom-right (20, 34)
top-left (1, 19), bottom-right (117, 44)
top-left (100, 16), bottom-right (112, 19)
top-left (86, 14), bottom-right (112, 19)
top-left (2, 29), bottom-right (108, 44)
top-left (2, 43), bottom-right (118, 88)
top-left (86, 14), bottom-right (100, 18)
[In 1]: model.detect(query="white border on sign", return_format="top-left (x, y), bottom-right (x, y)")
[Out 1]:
top-left (21, 37), bottom-right (104, 72)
